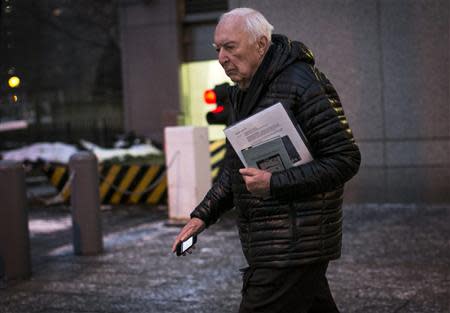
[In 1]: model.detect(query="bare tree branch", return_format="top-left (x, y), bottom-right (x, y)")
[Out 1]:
top-left (17, 0), bottom-right (120, 51)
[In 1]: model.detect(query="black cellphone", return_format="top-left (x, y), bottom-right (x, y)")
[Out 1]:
top-left (176, 235), bottom-right (197, 256)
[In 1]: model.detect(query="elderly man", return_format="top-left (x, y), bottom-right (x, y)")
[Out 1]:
top-left (172, 7), bottom-right (361, 313)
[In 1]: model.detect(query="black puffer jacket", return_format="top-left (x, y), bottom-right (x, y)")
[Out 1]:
top-left (191, 35), bottom-right (361, 268)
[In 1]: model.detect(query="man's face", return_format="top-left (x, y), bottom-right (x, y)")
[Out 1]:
top-left (214, 17), bottom-right (263, 89)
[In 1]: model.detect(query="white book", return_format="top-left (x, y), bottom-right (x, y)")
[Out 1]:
top-left (224, 102), bottom-right (313, 169)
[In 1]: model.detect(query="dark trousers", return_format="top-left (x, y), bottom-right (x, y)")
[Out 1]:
top-left (239, 262), bottom-right (340, 313)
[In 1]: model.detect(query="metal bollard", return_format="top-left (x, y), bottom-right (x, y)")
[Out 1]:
top-left (0, 160), bottom-right (31, 280)
top-left (69, 152), bottom-right (103, 255)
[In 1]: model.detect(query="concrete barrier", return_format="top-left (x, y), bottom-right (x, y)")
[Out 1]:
top-left (69, 152), bottom-right (103, 255)
top-left (0, 160), bottom-right (31, 280)
top-left (165, 127), bottom-right (212, 221)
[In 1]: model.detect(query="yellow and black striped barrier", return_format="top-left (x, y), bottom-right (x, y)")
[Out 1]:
top-left (43, 163), bottom-right (167, 205)
top-left (98, 163), bottom-right (167, 205)
top-left (210, 138), bottom-right (226, 180)
top-left (42, 139), bottom-right (227, 205)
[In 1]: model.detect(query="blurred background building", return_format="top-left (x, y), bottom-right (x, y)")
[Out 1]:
top-left (0, 0), bottom-right (123, 146)
top-left (1, 0), bottom-right (449, 204)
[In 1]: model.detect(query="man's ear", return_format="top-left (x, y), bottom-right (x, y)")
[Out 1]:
top-left (257, 36), bottom-right (269, 55)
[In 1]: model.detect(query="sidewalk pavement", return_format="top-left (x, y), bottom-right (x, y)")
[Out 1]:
top-left (1, 204), bottom-right (449, 313)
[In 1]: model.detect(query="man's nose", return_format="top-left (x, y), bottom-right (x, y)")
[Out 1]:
top-left (218, 48), bottom-right (228, 65)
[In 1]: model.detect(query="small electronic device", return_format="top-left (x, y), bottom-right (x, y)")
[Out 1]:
top-left (176, 235), bottom-right (197, 256)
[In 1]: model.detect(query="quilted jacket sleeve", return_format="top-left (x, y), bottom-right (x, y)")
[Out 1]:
top-left (270, 67), bottom-right (361, 200)
top-left (190, 141), bottom-right (234, 227)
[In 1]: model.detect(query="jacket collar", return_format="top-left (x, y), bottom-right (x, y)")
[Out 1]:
top-left (233, 34), bottom-right (315, 120)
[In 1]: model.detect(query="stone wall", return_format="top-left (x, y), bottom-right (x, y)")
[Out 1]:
top-left (119, 0), bottom-right (450, 203)
top-left (230, 0), bottom-right (450, 203)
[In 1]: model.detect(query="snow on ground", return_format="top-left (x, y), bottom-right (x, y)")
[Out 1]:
top-left (1, 142), bottom-right (79, 163)
top-left (1, 140), bottom-right (162, 164)
top-left (79, 139), bottom-right (162, 162)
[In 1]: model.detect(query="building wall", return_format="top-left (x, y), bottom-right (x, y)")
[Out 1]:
top-left (119, 0), bottom-right (181, 141)
top-left (119, 0), bottom-right (450, 203)
top-left (228, 0), bottom-right (450, 204)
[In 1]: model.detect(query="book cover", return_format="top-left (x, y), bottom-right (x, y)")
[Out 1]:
top-left (224, 102), bottom-right (313, 168)
top-left (241, 137), bottom-right (293, 173)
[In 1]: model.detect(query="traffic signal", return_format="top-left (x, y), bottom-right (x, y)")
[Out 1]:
top-left (2, 75), bottom-right (21, 104)
top-left (8, 76), bottom-right (21, 88)
top-left (204, 83), bottom-right (230, 125)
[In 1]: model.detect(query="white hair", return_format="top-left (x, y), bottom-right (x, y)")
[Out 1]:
top-left (220, 8), bottom-right (274, 43)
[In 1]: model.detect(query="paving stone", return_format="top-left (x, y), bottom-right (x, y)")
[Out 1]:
top-left (1, 204), bottom-right (449, 312)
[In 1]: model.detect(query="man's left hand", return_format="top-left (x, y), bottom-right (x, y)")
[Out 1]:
top-left (239, 168), bottom-right (272, 197)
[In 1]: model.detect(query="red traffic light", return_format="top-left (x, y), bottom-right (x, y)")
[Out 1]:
top-left (212, 106), bottom-right (224, 114)
top-left (204, 89), bottom-right (216, 104)
top-left (205, 83), bottom-right (230, 125)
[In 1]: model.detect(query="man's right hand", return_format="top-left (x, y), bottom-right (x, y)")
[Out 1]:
top-left (171, 217), bottom-right (206, 255)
